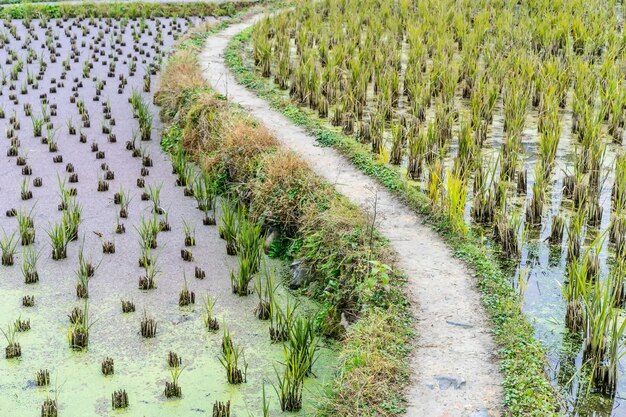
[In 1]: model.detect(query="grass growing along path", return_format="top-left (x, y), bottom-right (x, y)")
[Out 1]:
top-left (156, 19), bottom-right (415, 416)
top-left (222, 20), bottom-right (563, 417)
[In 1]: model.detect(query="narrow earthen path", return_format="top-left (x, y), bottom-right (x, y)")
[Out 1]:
top-left (199, 17), bottom-right (504, 417)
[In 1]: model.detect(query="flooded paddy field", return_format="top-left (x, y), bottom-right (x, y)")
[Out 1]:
top-left (0, 15), bottom-right (334, 417)
top-left (250, 0), bottom-right (626, 414)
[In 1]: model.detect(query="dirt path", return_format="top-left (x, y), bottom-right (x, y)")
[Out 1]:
top-left (199, 17), bottom-right (504, 417)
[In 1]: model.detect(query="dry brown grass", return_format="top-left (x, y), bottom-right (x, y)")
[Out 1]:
top-left (249, 150), bottom-right (322, 235)
top-left (182, 94), bottom-right (227, 153)
top-left (222, 122), bottom-right (279, 182)
top-left (155, 49), bottom-right (207, 120)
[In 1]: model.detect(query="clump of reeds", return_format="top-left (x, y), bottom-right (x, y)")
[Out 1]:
top-left (168, 351), bottom-right (182, 368)
top-left (182, 219), bottom-right (195, 246)
top-left (219, 326), bottom-right (247, 384)
top-left (270, 298), bottom-right (298, 342)
top-left (41, 397), bottom-right (58, 417)
top-left (179, 274), bottom-right (195, 306)
top-left (36, 369), bottom-right (50, 386)
top-left (255, 268), bottom-right (275, 320)
top-left (195, 266), bottom-right (206, 279)
top-left (212, 400), bottom-right (230, 417)
top-left (219, 200), bottom-right (239, 255)
top-left (549, 213), bottom-right (565, 245)
top-left (2, 322), bottom-right (21, 358)
top-left (22, 295), bottom-right (35, 307)
top-left (273, 315), bottom-right (319, 411)
top-left (164, 364), bottom-right (183, 398)
top-left (193, 173), bottom-right (217, 225)
top-left (139, 254), bottom-right (159, 290)
top-left (140, 311), bottom-right (157, 338)
top-left (121, 299), bottom-right (135, 313)
top-left (67, 301), bottom-right (92, 350)
top-left (16, 207), bottom-right (35, 245)
top-left (112, 390), bottom-right (128, 409)
top-left (0, 229), bottom-right (18, 266)
top-left (202, 293), bottom-right (219, 332)
top-left (102, 357), bottom-right (114, 376)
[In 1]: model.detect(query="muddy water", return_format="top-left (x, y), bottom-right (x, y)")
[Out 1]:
top-left (263, 27), bottom-right (626, 412)
top-left (0, 18), bottom-right (335, 416)
top-left (423, 98), bottom-right (624, 413)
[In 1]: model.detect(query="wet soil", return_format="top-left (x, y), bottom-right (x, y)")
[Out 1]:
top-left (0, 16), bottom-right (334, 417)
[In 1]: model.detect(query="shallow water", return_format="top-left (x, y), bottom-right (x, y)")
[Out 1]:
top-left (0, 17), bottom-right (335, 416)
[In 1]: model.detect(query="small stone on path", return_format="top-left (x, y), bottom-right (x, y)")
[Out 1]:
top-left (434, 375), bottom-right (466, 390)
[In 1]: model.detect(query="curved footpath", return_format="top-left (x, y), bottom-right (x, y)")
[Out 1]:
top-left (199, 16), bottom-right (503, 417)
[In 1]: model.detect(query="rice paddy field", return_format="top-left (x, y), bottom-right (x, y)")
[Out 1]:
top-left (0, 12), bottom-right (336, 417)
top-left (246, 0), bottom-right (626, 414)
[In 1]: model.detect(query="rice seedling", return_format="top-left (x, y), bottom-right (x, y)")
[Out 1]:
top-left (139, 254), bottom-right (159, 290)
top-left (194, 180), bottom-right (217, 226)
top-left (493, 210), bottom-right (523, 258)
top-left (181, 247), bottom-right (193, 262)
top-left (22, 295), bottom-right (35, 307)
top-left (15, 207), bottom-right (35, 246)
top-left (41, 397), bottom-right (58, 417)
top-left (67, 300), bottom-right (93, 350)
top-left (219, 326), bottom-right (247, 384)
top-left (212, 400), bottom-right (230, 417)
top-left (31, 113), bottom-right (43, 136)
top-left (146, 183), bottom-right (164, 214)
top-left (0, 229), bottom-right (18, 266)
top-left (36, 370), bottom-right (50, 387)
top-left (102, 241), bottom-right (115, 254)
top-left (102, 357), bottom-right (114, 376)
top-left (237, 217), bottom-right (264, 274)
top-left (77, 240), bottom-right (97, 278)
top-left (202, 293), bottom-right (219, 332)
top-left (182, 219), bottom-right (195, 246)
top-left (446, 168), bottom-right (468, 235)
top-left (1, 321), bottom-right (21, 358)
top-left (195, 266), bottom-right (206, 280)
top-left (20, 178), bottom-right (32, 200)
top-left (75, 268), bottom-right (90, 299)
top-left (254, 268), bottom-right (274, 320)
top-left (121, 299), bottom-right (135, 313)
top-left (549, 213), bottom-right (565, 245)
top-left (231, 250), bottom-right (256, 296)
top-left (140, 311), bottom-right (157, 338)
top-left (112, 390), bottom-right (128, 409)
top-left (164, 363), bottom-right (183, 398)
top-left (220, 199), bottom-right (239, 255)
top-left (168, 351), bottom-right (182, 368)
top-left (270, 298), bottom-right (298, 343)
top-left (159, 210), bottom-right (171, 232)
top-left (63, 200), bottom-right (82, 241)
top-left (21, 246), bottom-right (40, 284)
top-left (526, 163), bottom-right (546, 227)
top-left (567, 208), bottom-right (586, 263)
top-left (273, 343), bottom-right (309, 412)
top-left (136, 214), bottom-right (159, 250)
top-left (178, 273), bottom-right (195, 306)
top-left (287, 315), bottom-right (319, 376)
top-left (115, 186), bottom-right (132, 218)
top-left (581, 276), bottom-right (626, 394)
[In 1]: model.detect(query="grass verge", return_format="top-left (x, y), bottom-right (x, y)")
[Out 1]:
top-left (224, 24), bottom-right (563, 417)
top-left (155, 19), bottom-right (414, 417)
top-left (0, 1), bottom-right (254, 19)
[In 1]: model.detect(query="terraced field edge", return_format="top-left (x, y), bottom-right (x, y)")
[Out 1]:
top-left (154, 21), bottom-right (414, 417)
top-left (224, 25), bottom-right (563, 417)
